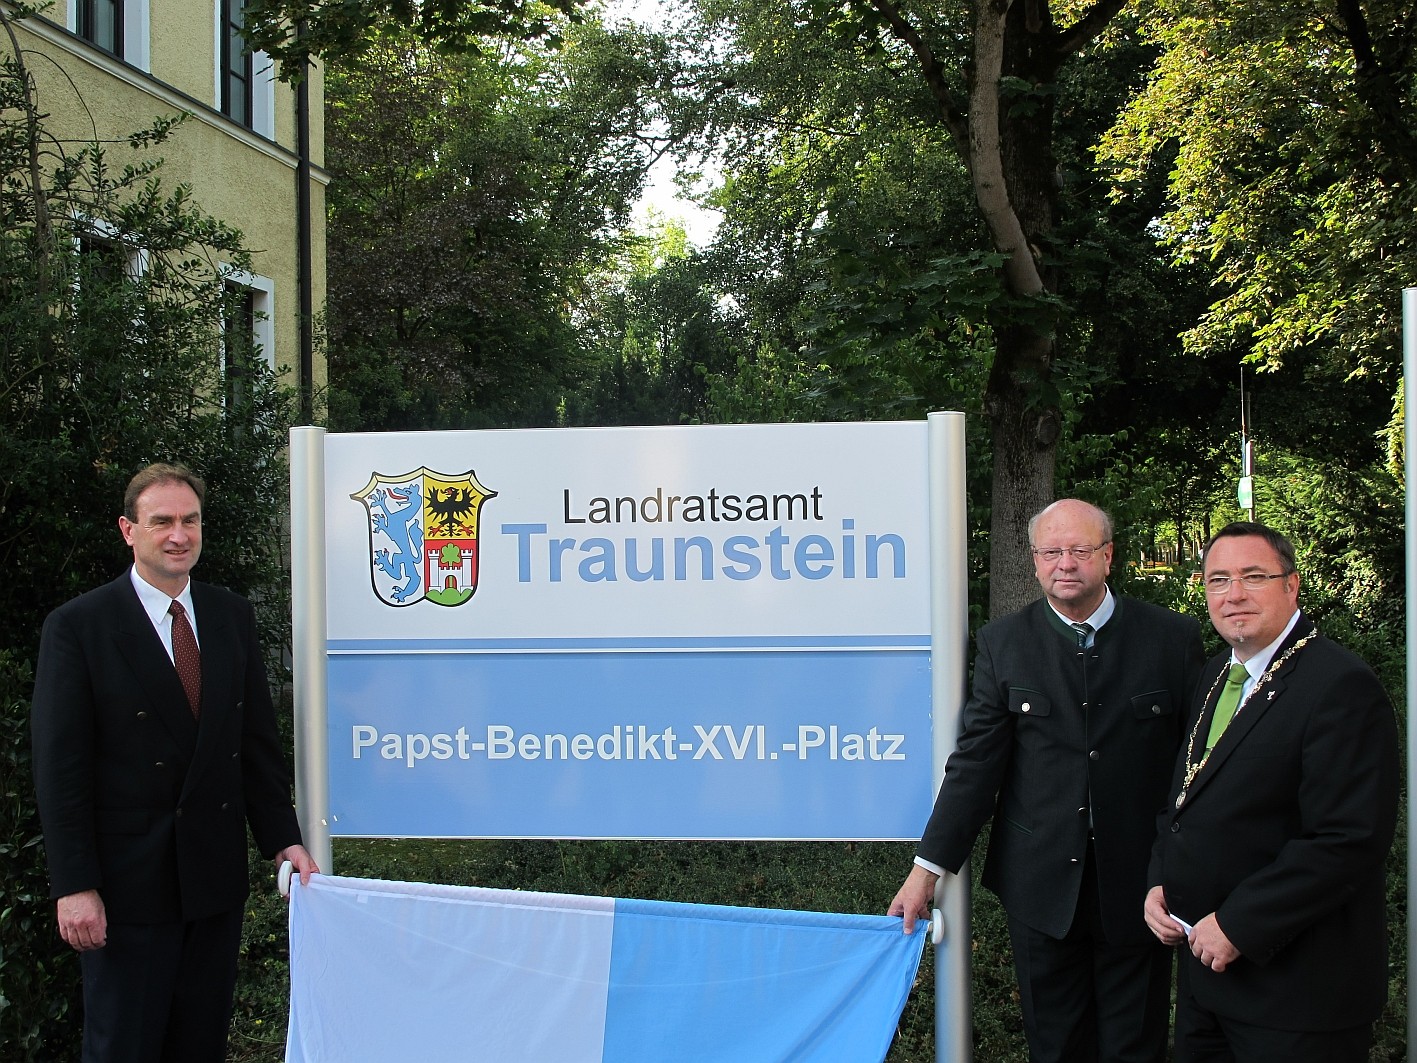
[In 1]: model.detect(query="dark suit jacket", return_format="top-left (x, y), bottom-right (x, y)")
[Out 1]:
top-left (918, 593), bottom-right (1203, 945)
top-left (31, 572), bottom-right (302, 924)
top-left (1150, 613), bottom-right (1399, 1030)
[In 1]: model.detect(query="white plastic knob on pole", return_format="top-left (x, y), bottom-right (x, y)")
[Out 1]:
top-left (279, 859), bottom-right (294, 898)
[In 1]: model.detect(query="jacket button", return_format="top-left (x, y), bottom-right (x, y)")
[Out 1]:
top-left (154, 761), bottom-right (165, 769)
top-left (1152, 704), bottom-right (1162, 715)
top-left (175, 808), bottom-right (183, 817)
top-left (1088, 750), bottom-right (1100, 760)
top-left (1021, 702), bottom-right (1031, 712)
top-left (136, 711), bottom-right (148, 719)
top-left (1170, 822), bottom-right (1180, 832)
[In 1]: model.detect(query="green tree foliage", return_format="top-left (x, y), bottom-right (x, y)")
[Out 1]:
top-left (1089, 0), bottom-right (1413, 592)
top-left (1100, 0), bottom-right (1415, 417)
top-left (323, 23), bottom-right (678, 430)
top-left (0, 10), bottom-right (298, 1056)
top-left (241, 0), bottom-right (582, 77)
top-left (657, 0), bottom-right (994, 425)
top-left (655, 0), bottom-right (1211, 614)
top-left (566, 218), bottom-right (743, 425)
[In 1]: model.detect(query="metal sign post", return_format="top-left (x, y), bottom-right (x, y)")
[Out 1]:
top-left (1403, 287), bottom-right (1415, 1063)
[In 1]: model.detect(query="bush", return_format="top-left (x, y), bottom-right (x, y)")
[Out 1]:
top-left (0, 651), bottom-right (78, 1059)
top-left (0, 14), bottom-right (300, 1057)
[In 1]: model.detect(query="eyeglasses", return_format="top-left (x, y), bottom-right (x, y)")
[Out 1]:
top-left (1030, 542), bottom-right (1110, 563)
top-left (1203, 573), bottom-right (1290, 594)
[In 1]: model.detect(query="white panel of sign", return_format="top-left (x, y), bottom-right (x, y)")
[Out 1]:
top-left (320, 422), bottom-right (936, 839)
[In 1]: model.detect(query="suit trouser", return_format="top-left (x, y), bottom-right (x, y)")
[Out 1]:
top-left (1006, 841), bottom-right (1171, 1063)
top-left (80, 906), bottom-right (244, 1063)
top-left (1173, 959), bottom-right (1372, 1063)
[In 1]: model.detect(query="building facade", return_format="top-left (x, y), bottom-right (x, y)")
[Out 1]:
top-left (8, 0), bottom-right (328, 408)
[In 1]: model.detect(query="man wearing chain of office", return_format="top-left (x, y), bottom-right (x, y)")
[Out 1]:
top-left (1145, 521), bottom-right (1398, 1063)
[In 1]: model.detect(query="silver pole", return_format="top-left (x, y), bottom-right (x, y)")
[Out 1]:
top-left (290, 426), bottom-right (333, 873)
top-left (928, 411), bottom-right (971, 1063)
top-left (1404, 288), bottom-right (1416, 1063)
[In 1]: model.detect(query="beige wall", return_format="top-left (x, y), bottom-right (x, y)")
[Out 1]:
top-left (8, 1), bottom-right (327, 397)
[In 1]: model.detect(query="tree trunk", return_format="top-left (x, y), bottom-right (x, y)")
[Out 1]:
top-left (973, 0), bottom-right (1062, 618)
top-left (985, 325), bottom-right (1059, 617)
top-left (873, 0), bottom-right (1126, 619)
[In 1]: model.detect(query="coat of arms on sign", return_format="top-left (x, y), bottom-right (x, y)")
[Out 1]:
top-left (351, 468), bottom-right (497, 607)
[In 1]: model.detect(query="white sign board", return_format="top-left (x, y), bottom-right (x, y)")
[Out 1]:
top-left (301, 421), bottom-right (953, 840)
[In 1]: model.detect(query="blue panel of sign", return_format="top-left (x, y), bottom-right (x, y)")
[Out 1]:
top-left (327, 644), bottom-right (932, 840)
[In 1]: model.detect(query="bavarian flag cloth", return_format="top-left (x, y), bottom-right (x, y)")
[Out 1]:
top-left (284, 872), bottom-right (926, 1062)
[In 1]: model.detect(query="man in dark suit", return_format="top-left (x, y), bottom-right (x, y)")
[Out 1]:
top-left (31, 463), bottom-right (319, 1063)
top-left (1145, 522), bottom-right (1398, 1063)
top-left (890, 498), bottom-right (1203, 1063)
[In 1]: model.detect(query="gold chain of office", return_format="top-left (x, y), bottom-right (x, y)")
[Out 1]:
top-left (1174, 626), bottom-right (1319, 809)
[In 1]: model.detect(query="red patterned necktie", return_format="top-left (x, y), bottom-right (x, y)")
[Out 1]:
top-left (169, 599), bottom-right (201, 718)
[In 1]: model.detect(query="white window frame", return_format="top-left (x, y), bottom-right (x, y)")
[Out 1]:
top-left (66, 0), bottom-right (151, 71)
top-left (74, 216), bottom-right (147, 284)
top-left (213, 0), bottom-right (275, 138)
top-left (221, 267), bottom-right (276, 373)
